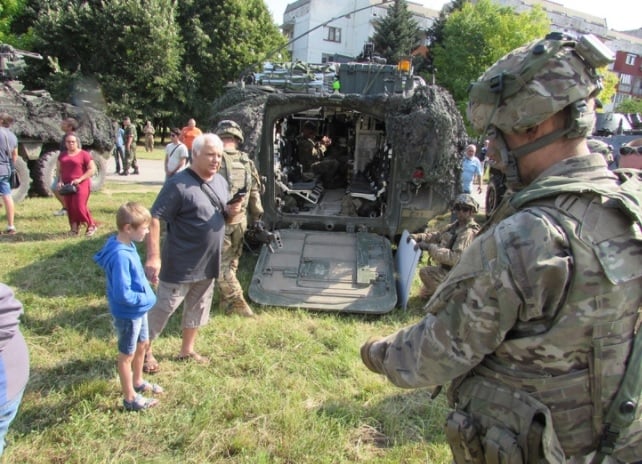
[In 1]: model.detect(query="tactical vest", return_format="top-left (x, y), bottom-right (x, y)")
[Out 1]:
top-left (449, 170), bottom-right (642, 462)
top-left (220, 149), bottom-right (253, 214)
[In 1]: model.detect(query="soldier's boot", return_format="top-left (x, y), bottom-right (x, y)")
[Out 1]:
top-left (224, 297), bottom-right (255, 318)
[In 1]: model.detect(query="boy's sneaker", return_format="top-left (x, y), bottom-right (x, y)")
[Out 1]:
top-left (53, 208), bottom-right (67, 216)
top-left (123, 394), bottom-right (159, 412)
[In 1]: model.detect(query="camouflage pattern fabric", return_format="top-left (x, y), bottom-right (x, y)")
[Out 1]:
top-left (467, 37), bottom-right (602, 135)
top-left (415, 220), bottom-right (480, 298)
top-left (371, 154), bottom-right (642, 461)
top-left (123, 124), bottom-right (138, 171)
top-left (216, 148), bottom-right (264, 306)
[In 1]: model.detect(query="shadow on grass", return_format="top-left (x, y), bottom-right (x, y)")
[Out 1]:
top-left (13, 357), bottom-right (116, 434)
top-left (317, 388), bottom-right (449, 449)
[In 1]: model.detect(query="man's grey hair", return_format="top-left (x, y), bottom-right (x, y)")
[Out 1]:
top-left (192, 133), bottom-right (223, 157)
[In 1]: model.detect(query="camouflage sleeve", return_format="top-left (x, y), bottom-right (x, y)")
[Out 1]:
top-left (430, 227), bottom-right (478, 267)
top-left (247, 160), bottom-right (264, 221)
top-left (377, 209), bottom-right (572, 388)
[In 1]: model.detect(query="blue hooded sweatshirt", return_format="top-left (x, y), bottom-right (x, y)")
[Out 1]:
top-left (93, 235), bottom-right (156, 319)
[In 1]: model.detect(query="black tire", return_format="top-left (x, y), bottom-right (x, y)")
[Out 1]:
top-left (485, 170), bottom-right (506, 217)
top-left (89, 151), bottom-right (107, 192)
top-left (11, 157), bottom-right (30, 203)
top-left (41, 150), bottom-right (107, 194)
top-left (39, 150), bottom-right (60, 196)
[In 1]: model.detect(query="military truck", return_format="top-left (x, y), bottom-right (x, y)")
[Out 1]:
top-left (1, 44), bottom-right (113, 202)
top-left (211, 59), bottom-right (468, 313)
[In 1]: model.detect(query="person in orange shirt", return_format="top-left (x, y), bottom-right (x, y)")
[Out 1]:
top-left (179, 119), bottom-right (202, 162)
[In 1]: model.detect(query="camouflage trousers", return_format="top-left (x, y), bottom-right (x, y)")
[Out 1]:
top-left (217, 221), bottom-right (247, 308)
top-left (124, 146), bottom-right (138, 171)
top-left (418, 265), bottom-right (449, 298)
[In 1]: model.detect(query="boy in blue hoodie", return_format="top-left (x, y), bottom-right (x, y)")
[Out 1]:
top-left (94, 202), bottom-right (162, 411)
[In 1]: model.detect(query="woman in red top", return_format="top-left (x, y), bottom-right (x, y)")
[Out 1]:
top-left (57, 133), bottom-right (98, 236)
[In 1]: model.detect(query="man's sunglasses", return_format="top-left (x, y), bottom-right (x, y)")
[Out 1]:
top-left (453, 205), bottom-right (473, 213)
top-left (620, 146), bottom-right (642, 155)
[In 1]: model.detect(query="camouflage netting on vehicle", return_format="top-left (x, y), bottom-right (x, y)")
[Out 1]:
top-left (210, 86), bottom-right (272, 158)
top-left (1, 82), bottom-right (113, 151)
top-left (384, 86), bottom-right (467, 191)
top-left (210, 84), bottom-right (467, 194)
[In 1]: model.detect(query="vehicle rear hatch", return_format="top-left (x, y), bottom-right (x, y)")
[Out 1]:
top-left (248, 229), bottom-right (396, 314)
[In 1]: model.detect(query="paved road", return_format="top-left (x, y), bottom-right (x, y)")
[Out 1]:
top-left (104, 158), bottom-right (165, 187)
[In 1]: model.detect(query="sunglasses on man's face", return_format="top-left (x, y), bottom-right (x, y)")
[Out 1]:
top-left (620, 146), bottom-right (642, 155)
top-left (453, 205), bottom-right (473, 213)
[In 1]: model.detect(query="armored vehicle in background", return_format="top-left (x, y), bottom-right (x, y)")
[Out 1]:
top-left (211, 59), bottom-right (468, 313)
top-left (0, 44), bottom-right (113, 202)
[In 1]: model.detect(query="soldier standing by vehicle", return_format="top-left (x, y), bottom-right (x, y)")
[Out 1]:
top-left (120, 117), bottom-right (138, 175)
top-left (360, 33), bottom-right (642, 463)
top-left (409, 194), bottom-right (480, 299)
top-left (214, 120), bottom-right (264, 317)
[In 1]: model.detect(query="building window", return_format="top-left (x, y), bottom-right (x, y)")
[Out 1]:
top-left (625, 54), bottom-right (636, 66)
top-left (620, 74), bottom-right (632, 85)
top-left (325, 26), bottom-right (341, 43)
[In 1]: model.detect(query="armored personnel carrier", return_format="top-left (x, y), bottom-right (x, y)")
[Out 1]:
top-left (211, 59), bottom-right (468, 313)
top-left (0, 44), bottom-right (113, 202)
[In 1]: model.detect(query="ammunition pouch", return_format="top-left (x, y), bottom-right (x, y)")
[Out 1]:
top-left (447, 377), bottom-right (566, 464)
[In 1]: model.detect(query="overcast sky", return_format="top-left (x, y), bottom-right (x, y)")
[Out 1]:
top-left (263, 0), bottom-right (639, 32)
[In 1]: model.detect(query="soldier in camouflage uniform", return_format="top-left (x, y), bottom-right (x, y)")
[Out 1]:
top-left (121, 116), bottom-right (138, 175)
top-left (409, 194), bottom-right (480, 299)
top-left (215, 120), bottom-right (264, 317)
top-left (361, 33), bottom-right (642, 463)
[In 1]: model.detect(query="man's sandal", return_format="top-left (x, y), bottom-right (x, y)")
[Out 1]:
top-left (123, 394), bottom-right (159, 412)
top-left (143, 355), bottom-right (160, 374)
top-left (134, 381), bottom-right (164, 395)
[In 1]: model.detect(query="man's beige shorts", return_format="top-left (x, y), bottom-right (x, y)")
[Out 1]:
top-left (148, 278), bottom-right (215, 340)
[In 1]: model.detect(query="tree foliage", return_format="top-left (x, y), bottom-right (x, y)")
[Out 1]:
top-left (615, 97), bottom-right (642, 113)
top-left (370, 0), bottom-right (420, 64)
top-left (22, 0), bottom-right (182, 122)
top-left (176, 0), bottom-right (287, 121)
top-left (10, 0), bottom-right (285, 126)
top-left (431, 0), bottom-right (549, 121)
top-left (598, 67), bottom-right (619, 111)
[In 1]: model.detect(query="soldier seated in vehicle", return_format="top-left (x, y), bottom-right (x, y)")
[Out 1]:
top-left (295, 121), bottom-right (339, 186)
top-left (409, 194), bottom-right (481, 299)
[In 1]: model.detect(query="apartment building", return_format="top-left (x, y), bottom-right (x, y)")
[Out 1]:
top-left (281, 0), bottom-right (439, 63)
top-left (278, 0), bottom-right (642, 107)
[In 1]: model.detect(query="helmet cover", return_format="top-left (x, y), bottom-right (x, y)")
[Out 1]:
top-left (215, 120), bottom-right (244, 144)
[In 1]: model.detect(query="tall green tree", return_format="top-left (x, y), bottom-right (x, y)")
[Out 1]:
top-left (176, 0), bottom-right (287, 121)
top-left (370, 0), bottom-right (420, 64)
top-left (24, 0), bottom-right (182, 121)
top-left (0, 0), bottom-right (25, 44)
top-left (432, 0), bottom-right (549, 123)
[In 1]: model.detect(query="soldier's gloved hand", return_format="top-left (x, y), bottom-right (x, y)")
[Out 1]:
top-left (407, 234), bottom-right (420, 244)
top-left (360, 336), bottom-right (388, 374)
top-left (426, 243), bottom-right (439, 257)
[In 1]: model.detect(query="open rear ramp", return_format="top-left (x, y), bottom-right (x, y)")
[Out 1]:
top-left (249, 229), bottom-right (397, 313)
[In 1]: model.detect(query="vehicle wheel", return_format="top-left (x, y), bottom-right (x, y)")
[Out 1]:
top-left (11, 157), bottom-right (30, 203)
top-left (40, 150), bottom-right (60, 196)
top-left (33, 150), bottom-right (59, 197)
top-left (89, 151), bottom-right (107, 192)
top-left (41, 150), bottom-right (107, 194)
top-left (485, 173), bottom-right (506, 218)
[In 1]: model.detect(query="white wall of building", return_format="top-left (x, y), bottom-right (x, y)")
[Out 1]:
top-left (283, 0), bottom-right (437, 63)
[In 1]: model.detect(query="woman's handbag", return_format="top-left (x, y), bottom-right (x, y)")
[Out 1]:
top-left (58, 183), bottom-right (78, 195)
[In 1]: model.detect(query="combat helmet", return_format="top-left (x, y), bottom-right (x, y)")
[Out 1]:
top-left (453, 193), bottom-right (479, 213)
top-left (467, 32), bottom-right (614, 188)
top-left (215, 119), bottom-right (244, 144)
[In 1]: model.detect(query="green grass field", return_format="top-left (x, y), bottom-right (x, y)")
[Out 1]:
top-left (0, 176), bottom-right (457, 464)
